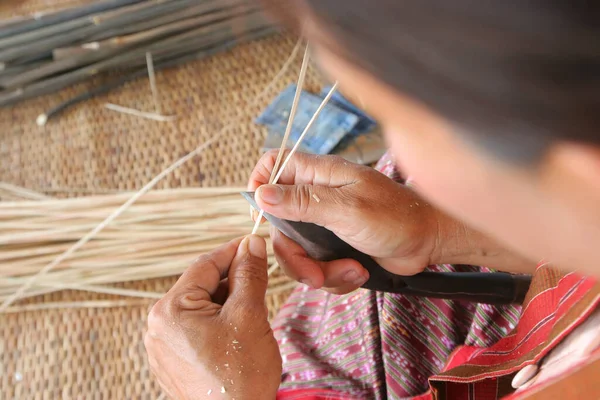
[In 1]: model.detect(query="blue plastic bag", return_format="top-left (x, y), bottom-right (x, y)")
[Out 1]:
top-left (318, 85), bottom-right (377, 137)
top-left (256, 84), bottom-right (359, 155)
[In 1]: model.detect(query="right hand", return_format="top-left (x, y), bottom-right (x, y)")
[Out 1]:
top-left (248, 150), bottom-right (444, 294)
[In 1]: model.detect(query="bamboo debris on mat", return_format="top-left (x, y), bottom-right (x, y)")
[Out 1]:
top-left (0, 187), bottom-right (292, 306)
top-left (0, 0), bottom-right (276, 115)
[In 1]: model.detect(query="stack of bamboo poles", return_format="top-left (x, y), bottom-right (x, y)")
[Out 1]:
top-left (0, 187), bottom-right (295, 306)
top-left (0, 0), bottom-right (275, 120)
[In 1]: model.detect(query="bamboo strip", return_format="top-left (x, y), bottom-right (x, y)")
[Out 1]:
top-left (2, 299), bottom-right (156, 314)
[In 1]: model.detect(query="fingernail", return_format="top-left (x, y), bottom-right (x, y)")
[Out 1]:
top-left (353, 275), bottom-right (368, 287)
top-left (258, 185), bottom-right (283, 205)
top-left (300, 279), bottom-right (314, 289)
top-left (237, 236), bottom-right (250, 258)
top-left (343, 270), bottom-right (358, 283)
top-left (353, 271), bottom-right (369, 287)
top-left (247, 235), bottom-right (267, 259)
top-left (250, 205), bottom-right (254, 220)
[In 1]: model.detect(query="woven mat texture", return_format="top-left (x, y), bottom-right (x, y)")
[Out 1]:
top-left (0, 1), bottom-right (322, 398)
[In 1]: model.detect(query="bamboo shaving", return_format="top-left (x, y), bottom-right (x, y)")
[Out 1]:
top-left (146, 52), bottom-right (162, 114)
top-left (104, 103), bottom-right (175, 122)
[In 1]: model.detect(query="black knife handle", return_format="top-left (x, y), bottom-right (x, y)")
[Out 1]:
top-left (346, 247), bottom-right (531, 304)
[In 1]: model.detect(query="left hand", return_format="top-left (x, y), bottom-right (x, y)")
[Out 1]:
top-left (144, 235), bottom-right (282, 399)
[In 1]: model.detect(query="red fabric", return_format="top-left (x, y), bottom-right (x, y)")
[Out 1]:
top-left (443, 346), bottom-right (481, 372)
top-left (277, 388), bottom-right (357, 400)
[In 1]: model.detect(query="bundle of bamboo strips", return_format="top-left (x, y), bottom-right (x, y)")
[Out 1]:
top-left (0, 0), bottom-right (275, 118)
top-left (0, 187), bottom-right (294, 305)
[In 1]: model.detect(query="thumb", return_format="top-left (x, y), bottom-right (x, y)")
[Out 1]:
top-left (226, 235), bottom-right (269, 310)
top-left (256, 184), bottom-right (346, 226)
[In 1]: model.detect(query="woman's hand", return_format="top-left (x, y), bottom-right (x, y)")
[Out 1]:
top-left (249, 152), bottom-right (536, 294)
top-left (145, 235), bottom-right (281, 400)
top-left (248, 151), bottom-right (444, 294)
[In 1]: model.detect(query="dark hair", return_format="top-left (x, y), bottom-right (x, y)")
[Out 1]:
top-left (262, 0), bottom-right (600, 161)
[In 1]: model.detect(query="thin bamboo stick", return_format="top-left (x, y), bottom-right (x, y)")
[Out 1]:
top-left (104, 103), bottom-right (175, 121)
top-left (2, 299), bottom-right (155, 314)
top-left (146, 52), bottom-right (161, 114)
top-left (0, 182), bottom-right (53, 200)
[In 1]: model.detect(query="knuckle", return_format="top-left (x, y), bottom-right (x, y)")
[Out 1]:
top-left (326, 154), bottom-right (346, 165)
top-left (264, 148), bottom-right (281, 161)
top-left (147, 300), bottom-right (171, 330)
top-left (191, 253), bottom-right (217, 269)
top-left (252, 150), bottom-right (281, 185)
top-left (293, 185), bottom-right (314, 220)
top-left (143, 332), bottom-right (155, 351)
top-left (188, 254), bottom-right (222, 278)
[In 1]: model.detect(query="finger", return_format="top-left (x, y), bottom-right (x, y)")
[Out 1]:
top-left (248, 150), bottom-right (360, 191)
top-left (255, 183), bottom-right (356, 227)
top-left (272, 227), bottom-right (368, 291)
top-left (168, 237), bottom-right (244, 302)
top-left (250, 205), bottom-right (266, 225)
top-left (271, 227), bottom-right (324, 289)
top-left (225, 235), bottom-right (269, 310)
top-left (321, 259), bottom-right (369, 292)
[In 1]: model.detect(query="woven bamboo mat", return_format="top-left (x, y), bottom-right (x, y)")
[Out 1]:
top-left (0, 1), bottom-right (322, 398)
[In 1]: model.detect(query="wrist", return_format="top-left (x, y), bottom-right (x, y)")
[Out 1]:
top-left (428, 210), bottom-right (536, 273)
top-left (428, 210), bottom-right (467, 266)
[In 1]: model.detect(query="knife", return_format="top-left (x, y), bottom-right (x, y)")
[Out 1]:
top-left (242, 191), bottom-right (531, 305)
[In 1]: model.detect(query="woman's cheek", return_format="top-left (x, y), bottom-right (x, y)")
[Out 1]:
top-left (385, 127), bottom-right (467, 200)
top-left (384, 125), bottom-right (503, 228)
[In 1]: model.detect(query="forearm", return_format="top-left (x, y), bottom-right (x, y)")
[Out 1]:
top-left (431, 211), bottom-right (537, 274)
